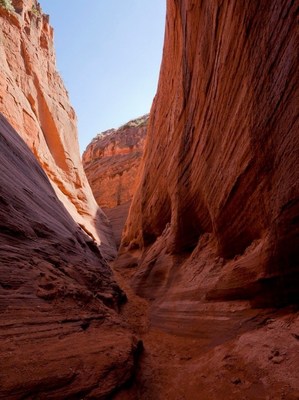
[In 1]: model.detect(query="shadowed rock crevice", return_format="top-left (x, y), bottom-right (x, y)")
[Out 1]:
top-left (142, 190), bottom-right (172, 247)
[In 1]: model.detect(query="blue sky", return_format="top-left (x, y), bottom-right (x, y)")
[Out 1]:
top-left (39, 1), bottom-right (166, 152)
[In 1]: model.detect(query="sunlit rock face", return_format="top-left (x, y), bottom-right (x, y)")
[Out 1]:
top-left (0, 0), bottom-right (116, 258)
top-left (0, 114), bottom-right (140, 399)
top-left (83, 115), bottom-right (148, 246)
top-left (119, 0), bottom-right (299, 309)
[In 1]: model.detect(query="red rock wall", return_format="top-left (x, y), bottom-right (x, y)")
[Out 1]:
top-left (120, 0), bottom-right (299, 307)
top-left (0, 114), bottom-right (139, 398)
top-left (83, 115), bottom-right (148, 208)
top-left (83, 115), bottom-right (148, 246)
top-left (0, 0), bottom-right (116, 258)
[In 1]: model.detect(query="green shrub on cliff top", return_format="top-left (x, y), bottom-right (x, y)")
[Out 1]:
top-left (120, 114), bottom-right (149, 130)
top-left (31, 5), bottom-right (41, 16)
top-left (0, 0), bottom-right (14, 12)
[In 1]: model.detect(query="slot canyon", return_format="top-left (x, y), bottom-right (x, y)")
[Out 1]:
top-left (0, 0), bottom-right (298, 399)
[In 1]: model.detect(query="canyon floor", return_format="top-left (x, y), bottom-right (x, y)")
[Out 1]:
top-left (111, 265), bottom-right (299, 400)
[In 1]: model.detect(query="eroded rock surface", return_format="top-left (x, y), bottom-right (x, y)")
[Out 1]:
top-left (120, 0), bottom-right (299, 308)
top-left (83, 115), bottom-right (148, 246)
top-left (114, 308), bottom-right (299, 400)
top-left (1, 0), bottom-right (298, 398)
top-left (0, 0), bottom-right (115, 258)
top-left (114, 1), bottom-right (299, 397)
top-left (0, 114), bottom-right (140, 399)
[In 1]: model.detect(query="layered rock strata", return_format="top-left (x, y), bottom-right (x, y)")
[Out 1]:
top-left (1, 0), bottom-right (298, 398)
top-left (0, 114), bottom-right (140, 399)
top-left (83, 115), bottom-right (148, 246)
top-left (119, 0), bottom-right (299, 311)
top-left (113, 2), bottom-right (299, 396)
top-left (0, 1), bottom-right (139, 396)
top-left (0, 0), bottom-right (115, 258)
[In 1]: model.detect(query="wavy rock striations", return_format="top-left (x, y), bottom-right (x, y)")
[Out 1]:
top-left (83, 115), bottom-right (148, 247)
top-left (119, 0), bottom-right (299, 313)
top-left (112, 2), bottom-right (299, 397)
top-left (0, 1), bottom-right (138, 397)
top-left (1, 0), bottom-right (298, 398)
top-left (0, 114), bottom-right (140, 399)
top-left (0, 0), bottom-right (115, 258)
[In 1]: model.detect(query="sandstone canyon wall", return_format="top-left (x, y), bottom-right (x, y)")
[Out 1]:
top-left (83, 115), bottom-right (148, 247)
top-left (0, 0), bottom-right (116, 258)
top-left (0, 2), bottom-right (141, 397)
top-left (119, 0), bottom-right (299, 311)
top-left (0, 114), bottom-right (140, 399)
top-left (1, 0), bottom-right (298, 398)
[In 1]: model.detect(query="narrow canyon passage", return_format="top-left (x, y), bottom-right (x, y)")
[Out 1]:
top-left (0, 0), bottom-right (298, 399)
top-left (82, 0), bottom-right (299, 397)
top-left (84, 115), bottom-right (298, 398)
top-left (83, 0), bottom-right (299, 400)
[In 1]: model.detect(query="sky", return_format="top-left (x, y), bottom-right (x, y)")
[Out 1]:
top-left (39, 1), bottom-right (166, 152)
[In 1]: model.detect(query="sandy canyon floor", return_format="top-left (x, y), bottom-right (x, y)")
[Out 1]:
top-left (111, 266), bottom-right (299, 400)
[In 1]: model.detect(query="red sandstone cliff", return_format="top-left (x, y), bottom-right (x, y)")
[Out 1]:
top-left (120, 0), bottom-right (299, 307)
top-left (0, 114), bottom-right (140, 398)
top-left (0, 2), bottom-right (140, 397)
top-left (83, 115), bottom-right (148, 246)
top-left (113, 1), bottom-right (299, 396)
top-left (0, 0), bottom-right (115, 258)
top-left (1, 0), bottom-right (299, 398)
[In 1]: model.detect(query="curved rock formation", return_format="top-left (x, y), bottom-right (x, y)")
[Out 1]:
top-left (1, 0), bottom-right (298, 398)
top-left (83, 115), bottom-right (148, 246)
top-left (112, 1), bottom-right (299, 397)
top-left (0, 0), bottom-right (115, 258)
top-left (0, 114), bottom-right (140, 399)
top-left (120, 0), bottom-right (299, 308)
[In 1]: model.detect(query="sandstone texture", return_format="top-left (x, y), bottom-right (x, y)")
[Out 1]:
top-left (83, 115), bottom-right (148, 246)
top-left (113, 1), bottom-right (299, 397)
top-left (0, 0), bottom-right (115, 258)
top-left (120, 0), bottom-right (299, 307)
top-left (0, 114), bottom-right (140, 399)
top-left (1, 0), bottom-right (299, 398)
top-left (114, 306), bottom-right (299, 400)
